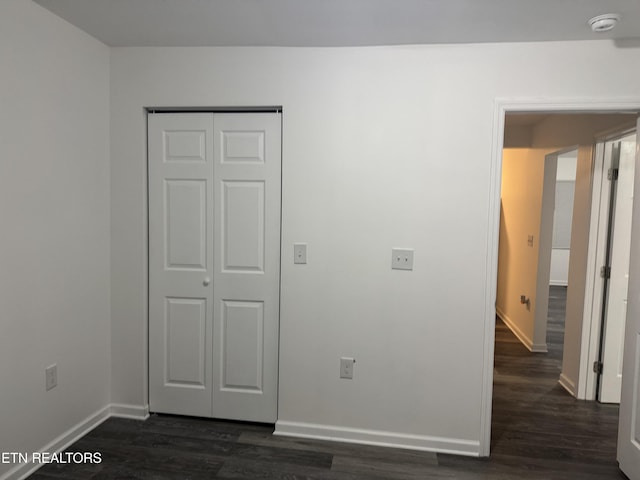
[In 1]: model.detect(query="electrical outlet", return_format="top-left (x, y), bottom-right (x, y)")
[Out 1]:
top-left (391, 248), bottom-right (414, 270)
top-left (340, 357), bottom-right (355, 379)
top-left (45, 364), bottom-right (57, 391)
top-left (527, 235), bottom-right (534, 247)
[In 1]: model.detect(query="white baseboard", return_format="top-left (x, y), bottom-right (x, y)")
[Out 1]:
top-left (531, 342), bottom-right (548, 353)
top-left (274, 420), bottom-right (480, 457)
top-left (559, 373), bottom-right (577, 397)
top-left (3, 406), bottom-right (111, 480)
top-left (496, 308), bottom-right (547, 352)
top-left (1, 403), bottom-right (149, 480)
top-left (3, 406), bottom-right (479, 480)
top-left (110, 403), bottom-right (150, 420)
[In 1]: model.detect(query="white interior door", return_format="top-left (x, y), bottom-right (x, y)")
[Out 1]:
top-left (617, 119), bottom-right (640, 479)
top-left (211, 113), bottom-right (281, 423)
top-left (148, 113), bottom-right (214, 416)
top-left (599, 133), bottom-right (636, 404)
top-left (148, 112), bottom-right (281, 423)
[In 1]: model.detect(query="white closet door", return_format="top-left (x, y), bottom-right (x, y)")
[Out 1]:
top-left (148, 113), bottom-right (214, 417)
top-left (212, 113), bottom-right (281, 423)
top-left (148, 112), bottom-right (281, 423)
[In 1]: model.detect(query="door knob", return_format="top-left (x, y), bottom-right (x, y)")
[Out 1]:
top-left (203, 277), bottom-right (211, 286)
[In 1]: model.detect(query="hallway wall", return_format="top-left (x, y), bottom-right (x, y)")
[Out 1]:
top-left (497, 147), bottom-right (546, 350)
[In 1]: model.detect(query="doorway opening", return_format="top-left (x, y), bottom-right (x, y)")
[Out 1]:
top-left (488, 110), bottom-right (638, 464)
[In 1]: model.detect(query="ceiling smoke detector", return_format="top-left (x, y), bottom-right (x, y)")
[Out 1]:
top-left (588, 14), bottom-right (620, 32)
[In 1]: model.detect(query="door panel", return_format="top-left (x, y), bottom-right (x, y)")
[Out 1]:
top-left (165, 180), bottom-right (207, 269)
top-left (149, 112), bottom-right (280, 423)
top-left (165, 297), bottom-right (207, 386)
top-left (618, 119), bottom-right (640, 479)
top-left (222, 130), bottom-right (265, 163)
top-left (222, 181), bottom-right (265, 272)
top-left (164, 130), bottom-right (207, 163)
top-left (213, 113), bottom-right (281, 423)
top-left (221, 300), bottom-right (264, 391)
top-left (149, 113), bottom-right (214, 417)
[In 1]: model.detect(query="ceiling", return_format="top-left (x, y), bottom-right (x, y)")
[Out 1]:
top-left (34, 0), bottom-right (640, 47)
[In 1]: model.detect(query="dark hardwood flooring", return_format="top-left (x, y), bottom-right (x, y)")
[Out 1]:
top-left (29, 285), bottom-right (624, 479)
top-left (490, 285), bottom-right (623, 479)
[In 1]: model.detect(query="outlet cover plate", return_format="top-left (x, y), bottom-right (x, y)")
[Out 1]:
top-left (391, 248), bottom-right (414, 270)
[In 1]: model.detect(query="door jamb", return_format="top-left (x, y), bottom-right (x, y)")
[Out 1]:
top-left (482, 98), bottom-right (640, 456)
top-left (535, 147), bottom-right (577, 358)
top-left (580, 127), bottom-right (637, 401)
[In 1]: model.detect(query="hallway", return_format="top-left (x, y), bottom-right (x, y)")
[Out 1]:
top-left (491, 286), bottom-right (624, 478)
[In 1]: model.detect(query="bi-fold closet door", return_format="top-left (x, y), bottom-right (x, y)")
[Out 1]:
top-left (148, 112), bottom-right (281, 423)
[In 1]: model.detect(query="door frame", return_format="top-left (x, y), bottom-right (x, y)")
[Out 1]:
top-left (581, 127), bottom-right (637, 401)
top-left (532, 147), bottom-right (578, 359)
top-left (481, 98), bottom-right (640, 456)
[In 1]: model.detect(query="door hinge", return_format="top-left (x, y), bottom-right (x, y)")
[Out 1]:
top-left (600, 266), bottom-right (611, 279)
top-left (608, 168), bottom-right (619, 181)
top-left (593, 361), bottom-right (604, 374)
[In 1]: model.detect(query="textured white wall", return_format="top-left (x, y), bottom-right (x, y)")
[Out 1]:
top-left (110, 43), bottom-right (640, 453)
top-left (0, 1), bottom-right (111, 477)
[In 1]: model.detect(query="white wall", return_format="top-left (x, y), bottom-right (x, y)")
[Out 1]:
top-left (550, 152), bottom-right (577, 286)
top-left (110, 43), bottom-right (640, 454)
top-left (0, 1), bottom-right (111, 477)
top-left (557, 153), bottom-right (578, 181)
top-left (550, 249), bottom-right (571, 285)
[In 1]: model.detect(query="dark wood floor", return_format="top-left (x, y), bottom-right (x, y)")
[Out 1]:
top-left (490, 285), bottom-right (624, 479)
top-left (29, 286), bottom-right (624, 479)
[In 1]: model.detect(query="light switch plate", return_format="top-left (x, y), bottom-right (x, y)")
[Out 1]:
top-left (45, 364), bottom-right (57, 391)
top-left (391, 248), bottom-right (414, 270)
top-left (294, 243), bottom-right (307, 264)
top-left (340, 357), bottom-right (355, 379)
